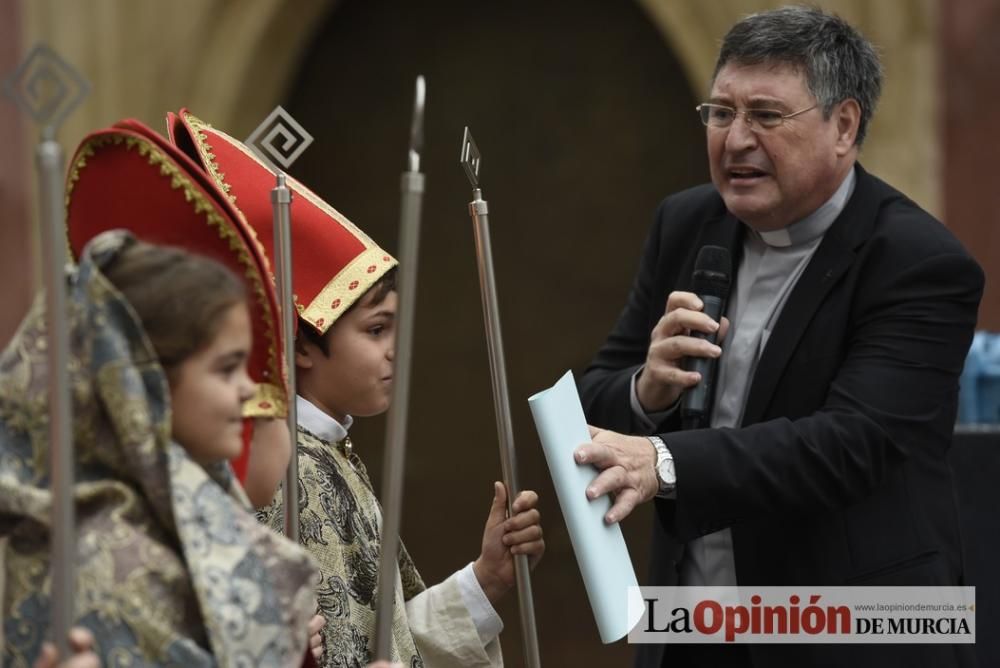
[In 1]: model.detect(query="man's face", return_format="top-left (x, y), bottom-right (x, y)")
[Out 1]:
top-left (297, 289), bottom-right (397, 422)
top-left (707, 61), bottom-right (858, 231)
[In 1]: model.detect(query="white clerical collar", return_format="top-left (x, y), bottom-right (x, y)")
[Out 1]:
top-left (756, 166), bottom-right (856, 248)
top-left (296, 395), bottom-right (353, 443)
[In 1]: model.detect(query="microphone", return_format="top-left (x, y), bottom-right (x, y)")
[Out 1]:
top-left (681, 245), bottom-right (732, 430)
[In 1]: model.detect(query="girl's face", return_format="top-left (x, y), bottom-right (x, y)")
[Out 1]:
top-left (169, 302), bottom-right (256, 465)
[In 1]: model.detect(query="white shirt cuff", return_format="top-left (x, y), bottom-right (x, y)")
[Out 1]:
top-left (456, 562), bottom-right (504, 646)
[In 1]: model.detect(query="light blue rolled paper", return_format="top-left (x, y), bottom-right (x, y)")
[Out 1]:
top-left (528, 370), bottom-right (645, 643)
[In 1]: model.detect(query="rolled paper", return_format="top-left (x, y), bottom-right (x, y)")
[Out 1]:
top-left (528, 370), bottom-right (645, 643)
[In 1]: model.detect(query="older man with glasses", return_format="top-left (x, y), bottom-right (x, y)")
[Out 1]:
top-left (577, 6), bottom-right (982, 668)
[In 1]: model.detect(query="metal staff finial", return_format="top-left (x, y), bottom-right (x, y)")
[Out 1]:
top-left (407, 75), bottom-right (425, 172)
top-left (4, 42), bottom-right (89, 660)
top-left (246, 105), bottom-right (315, 173)
top-left (459, 126), bottom-right (542, 668)
top-left (373, 74), bottom-right (427, 662)
top-left (247, 106), bottom-right (314, 542)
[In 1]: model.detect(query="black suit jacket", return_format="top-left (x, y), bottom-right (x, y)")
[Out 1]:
top-left (579, 166), bottom-right (984, 668)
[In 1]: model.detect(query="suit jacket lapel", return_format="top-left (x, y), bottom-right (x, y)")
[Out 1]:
top-left (741, 165), bottom-right (882, 425)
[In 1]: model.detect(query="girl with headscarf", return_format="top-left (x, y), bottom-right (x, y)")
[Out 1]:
top-left (3, 117), bottom-right (323, 667)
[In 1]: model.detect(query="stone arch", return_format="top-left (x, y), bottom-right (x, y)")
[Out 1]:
top-left (21, 0), bottom-right (936, 212)
top-left (21, 0), bottom-right (336, 146)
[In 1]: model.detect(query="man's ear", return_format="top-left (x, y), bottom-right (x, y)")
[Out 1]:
top-left (834, 98), bottom-right (861, 155)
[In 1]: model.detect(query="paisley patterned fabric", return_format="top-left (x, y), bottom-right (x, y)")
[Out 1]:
top-left (0, 231), bottom-right (320, 667)
top-left (260, 428), bottom-right (425, 668)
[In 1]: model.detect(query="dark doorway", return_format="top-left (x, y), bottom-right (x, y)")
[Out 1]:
top-left (286, 0), bottom-right (707, 663)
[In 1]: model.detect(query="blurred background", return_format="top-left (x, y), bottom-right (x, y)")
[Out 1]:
top-left (1, 0), bottom-right (998, 665)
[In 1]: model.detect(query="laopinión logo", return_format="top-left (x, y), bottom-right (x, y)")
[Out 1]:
top-left (628, 586), bottom-right (976, 644)
top-left (3, 43), bottom-right (90, 130)
top-left (245, 105), bottom-right (314, 171)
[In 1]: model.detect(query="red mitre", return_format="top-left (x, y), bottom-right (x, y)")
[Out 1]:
top-left (64, 120), bottom-right (289, 451)
top-left (167, 109), bottom-right (397, 336)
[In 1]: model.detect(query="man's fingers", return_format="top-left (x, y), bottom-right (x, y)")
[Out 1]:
top-left (665, 291), bottom-right (703, 313)
top-left (642, 351), bottom-right (702, 390)
top-left (666, 308), bottom-right (722, 337)
top-left (718, 316), bottom-right (731, 343)
top-left (652, 307), bottom-right (715, 341)
top-left (605, 487), bottom-right (641, 524)
top-left (586, 464), bottom-right (628, 500)
top-left (649, 333), bottom-right (722, 364)
top-left (574, 441), bottom-right (614, 468)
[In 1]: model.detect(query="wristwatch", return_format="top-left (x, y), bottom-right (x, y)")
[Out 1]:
top-left (648, 435), bottom-right (676, 497)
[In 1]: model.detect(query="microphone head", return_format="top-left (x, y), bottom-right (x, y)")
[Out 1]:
top-left (691, 245), bottom-right (732, 298)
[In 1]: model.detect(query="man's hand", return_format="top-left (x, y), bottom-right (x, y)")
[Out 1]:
top-left (636, 291), bottom-right (729, 413)
top-left (33, 628), bottom-right (99, 668)
top-left (575, 426), bottom-right (661, 524)
top-left (473, 482), bottom-right (545, 606)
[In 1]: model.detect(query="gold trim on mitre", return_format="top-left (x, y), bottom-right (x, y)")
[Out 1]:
top-left (301, 247), bottom-right (397, 333)
top-left (244, 382), bottom-right (287, 418)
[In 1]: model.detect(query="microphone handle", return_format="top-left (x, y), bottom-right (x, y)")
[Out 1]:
top-left (681, 294), bottom-right (725, 429)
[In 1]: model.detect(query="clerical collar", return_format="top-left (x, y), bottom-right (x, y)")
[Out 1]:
top-left (755, 167), bottom-right (856, 248)
top-left (296, 395), bottom-right (353, 444)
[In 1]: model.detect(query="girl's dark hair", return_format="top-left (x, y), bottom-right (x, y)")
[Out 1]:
top-left (103, 240), bottom-right (247, 370)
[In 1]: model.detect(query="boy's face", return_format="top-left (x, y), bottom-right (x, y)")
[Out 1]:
top-left (297, 289), bottom-right (397, 422)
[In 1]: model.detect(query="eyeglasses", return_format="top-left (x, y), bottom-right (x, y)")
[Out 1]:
top-left (696, 103), bottom-right (818, 131)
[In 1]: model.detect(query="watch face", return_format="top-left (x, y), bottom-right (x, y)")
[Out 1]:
top-left (657, 458), bottom-right (675, 489)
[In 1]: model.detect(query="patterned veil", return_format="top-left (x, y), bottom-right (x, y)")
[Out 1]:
top-left (1, 230), bottom-right (319, 667)
top-left (2, 117), bottom-right (322, 668)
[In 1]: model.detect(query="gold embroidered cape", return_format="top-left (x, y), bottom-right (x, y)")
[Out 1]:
top-left (260, 428), bottom-right (426, 668)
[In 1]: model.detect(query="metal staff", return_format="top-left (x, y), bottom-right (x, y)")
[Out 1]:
top-left (271, 174), bottom-right (299, 541)
top-left (4, 43), bottom-right (89, 659)
top-left (459, 127), bottom-right (542, 668)
top-left (373, 75), bottom-right (426, 661)
top-left (38, 127), bottom-right (74, 661)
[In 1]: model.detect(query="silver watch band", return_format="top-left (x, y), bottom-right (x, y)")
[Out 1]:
top-left (648, 435), bottom-right (676, 496)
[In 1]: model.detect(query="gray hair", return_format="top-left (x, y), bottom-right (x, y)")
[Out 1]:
top-left (714, 5), bottom-right (883, 146)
